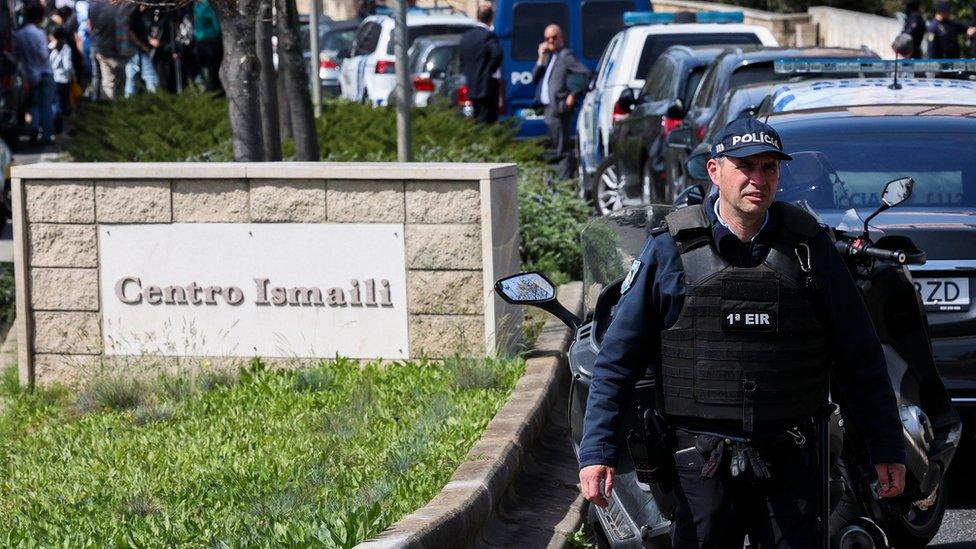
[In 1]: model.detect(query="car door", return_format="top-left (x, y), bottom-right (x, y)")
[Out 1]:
top-left (340, 21), bottom-right (380, 101)
top-left (579, 34), bottom-right (621, 172)
top-left (613, 55), bottom-right (676, 198)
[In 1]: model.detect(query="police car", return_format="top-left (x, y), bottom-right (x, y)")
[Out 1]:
top-left (576, 11), bottom-right (776, 195)
top-left (338, 10), bottom-right (476, 106)
top-left (679, 59), bottom-right (976, 427)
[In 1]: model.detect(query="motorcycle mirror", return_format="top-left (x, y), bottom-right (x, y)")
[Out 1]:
top-left (881, 177), bottom-right (914, 207)
top-left (684, 152), bottom-right (709, 181)
top-left (673, 184), bottom-right (705, 208)
top-left (495, 272), bottom-right (556, 304)
top-left (862, 177), bottom-right (915, 237)
top-left (494, 272), bottom-right (581, 330)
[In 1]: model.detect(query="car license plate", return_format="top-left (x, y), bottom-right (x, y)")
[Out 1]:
top-left (913, 277), bottom-right (970, 312)
top-left (517, 108), bottom-right (544, 121)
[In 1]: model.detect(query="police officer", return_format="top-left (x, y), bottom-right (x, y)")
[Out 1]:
top-left (923, 0), bottom-right (970, 58)
top-left (578, 118), bottom-right (906, 548)
top-left (902, 0), bottom-right (926, 58)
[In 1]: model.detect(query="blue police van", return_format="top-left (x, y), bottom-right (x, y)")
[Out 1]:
top-left (492, 0), bottom-right (651, 137)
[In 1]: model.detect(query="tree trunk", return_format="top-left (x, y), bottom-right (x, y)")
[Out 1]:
top-left (277, 69), bottom-right (293, 140)
top-left (212, 0), bottom-right (265, 161)
top-left (255, 0), bottom-right (281, 161)
top-left (275, 0), bottom-right (319, 160)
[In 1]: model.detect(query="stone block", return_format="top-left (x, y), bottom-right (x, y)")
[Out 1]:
top-left (250, 180), bottom-right (326, 222)
top-left (173, 180), bottom-right (248, 222)
top-left (33, 354), bottom-right (101, 387)
top-left (29, 224), bottom-right (98, 267)
top-left (25, 181), bottom-right (95, 223)
top-left (409, 314), bottom-right (484, 357)
top-left (408, 270), bottom-right (482, 314)
top-left (406, 225), bottom-right (482, 270)
top-left (95, 181), bottom-right (171, 223)
top-left (405, 182), bottom-right (480, 224)
top-left (327, 180), bottom-right (404, 222)
top-left (30, 268), bottom-right (99, 311)
top-left (33, 312), bottom-right (101, 354)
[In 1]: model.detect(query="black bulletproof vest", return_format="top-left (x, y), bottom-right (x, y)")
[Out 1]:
top-left (659, 203), bottom-right (829, 432)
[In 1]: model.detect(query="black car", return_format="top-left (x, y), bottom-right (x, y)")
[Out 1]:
top-left (591, 45), bottom-right (727, 215)
top-left (673, 46), bottom-right (878, 175)
top-left (682, 106), bottom-right (976, 423)
top-left (664, 80), bottom-right (780, 193)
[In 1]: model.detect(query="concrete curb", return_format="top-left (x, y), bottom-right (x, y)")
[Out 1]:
top-left (358, 282), bottom-right (584, 549)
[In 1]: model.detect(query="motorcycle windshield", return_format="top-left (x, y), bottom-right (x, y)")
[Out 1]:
top-left (581, 205), bottom-right (673, 314)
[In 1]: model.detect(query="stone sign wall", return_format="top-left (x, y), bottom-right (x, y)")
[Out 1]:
top-left (12, 162), bottom-right (521, 386)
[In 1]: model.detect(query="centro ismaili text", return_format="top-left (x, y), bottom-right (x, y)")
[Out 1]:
top-left (113, 277), bottom-right (394, 307)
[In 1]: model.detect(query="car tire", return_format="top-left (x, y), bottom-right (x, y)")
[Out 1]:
top-left (591, 155), bottom-right (623, 216)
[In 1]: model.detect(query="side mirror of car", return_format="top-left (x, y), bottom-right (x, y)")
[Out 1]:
top-left (684, 152), bottom-right (710, 181)
top-left (666, 126), bottom-right (694, 150)
top-left (430, 68), bottom-right (447, 79)
top-left (665, 99), bottom-right (685, 120)
top-left (673, 184), bottom-right (705, 208)
top-left (617, 87), bottom-right (637, 112)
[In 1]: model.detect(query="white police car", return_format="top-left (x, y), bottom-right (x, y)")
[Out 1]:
top-left (575, 11), bottom-right (776, 196)
top-left (767, 58), bottom-right (976, 112)
top-left (338, 10), bottom-right (475, 107)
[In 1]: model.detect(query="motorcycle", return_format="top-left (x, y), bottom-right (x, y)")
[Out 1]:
top-left (494, 176), bottom-right (961, 548)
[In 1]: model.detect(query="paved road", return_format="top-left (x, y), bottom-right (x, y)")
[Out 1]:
top-left (930, 439), bottom-right (976, 548)
top-left (1, 142), bottom-right (65, 263)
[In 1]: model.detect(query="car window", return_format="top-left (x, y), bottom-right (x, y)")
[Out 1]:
top-left (581, 1), bottom-right (631, 59)
top-left (387, 25), bottom-right (469, 55)
top-left (421, 45), bottom-right (456, 73)
top-left (636, 33), bottom-right (761, 80)
top-left (692, 61), bottom-right (719, 109)
top-left (680, 66), bottom-right (706, 108)
top-left (643, 56), bottom-right (676, 102)
top-left (353, 22), bottom-right (381, 56)
top-left (778, 130), bottom-right (976, 211)
top-left (322, 27), bottom-right (357, 55)
top-left (594, 34), bottom-right (621, 88)
top-left (512, 2), bottom-right (569, 61)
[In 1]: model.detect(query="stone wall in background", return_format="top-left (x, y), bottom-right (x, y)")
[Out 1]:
top-left (12, 163), bottom-right (521, 387)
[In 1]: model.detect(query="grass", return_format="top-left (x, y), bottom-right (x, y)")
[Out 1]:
top-left (0, 356), bottom-right (525, 547)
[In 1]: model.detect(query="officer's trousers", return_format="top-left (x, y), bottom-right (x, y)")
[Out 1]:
top-left (669, 430), bottom-right (820, 549)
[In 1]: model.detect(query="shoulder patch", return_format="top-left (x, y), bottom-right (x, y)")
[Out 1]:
top-left (621, 259), bottom-right (642, 294)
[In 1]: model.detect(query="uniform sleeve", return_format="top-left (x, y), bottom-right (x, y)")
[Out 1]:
top-left (578, 236), bottom-right (663, 468)
top-left (816, 233), bottom-right (906, 465)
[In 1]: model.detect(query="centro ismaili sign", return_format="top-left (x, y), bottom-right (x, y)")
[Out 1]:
top-left (99, 223), bottom-right (408, 358)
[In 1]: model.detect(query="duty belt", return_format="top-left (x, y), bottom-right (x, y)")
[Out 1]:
top-left (680, 425), bottom-right (811, 480)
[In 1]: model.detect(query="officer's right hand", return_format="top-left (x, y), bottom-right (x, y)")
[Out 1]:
top-left (580, 464), bottom-right (615, 508)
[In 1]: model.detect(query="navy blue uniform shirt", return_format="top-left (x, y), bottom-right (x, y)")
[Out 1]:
top-left (578, 194), bottom-right (906, 468)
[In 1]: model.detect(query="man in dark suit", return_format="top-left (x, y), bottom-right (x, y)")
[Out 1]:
top-left (533, 24), bottom-right (591, 180)
top-left (459, 3), bottom-right (503, 123)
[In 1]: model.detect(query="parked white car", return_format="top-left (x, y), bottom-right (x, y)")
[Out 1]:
top-left (339, 11), bottom-right (475, 107)
top-left (575, 13), bottom-right (777, 194)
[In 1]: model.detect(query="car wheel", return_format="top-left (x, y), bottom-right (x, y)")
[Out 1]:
top-left (591, 155), bottom-right (623, 216)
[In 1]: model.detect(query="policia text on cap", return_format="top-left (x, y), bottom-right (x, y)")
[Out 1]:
top-left (578, 118), bottom-right (906, 547)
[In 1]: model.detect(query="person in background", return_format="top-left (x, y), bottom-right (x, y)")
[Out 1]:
top-left (901, 0), bottom-right (925, 57)
top-left (124, 5), bottom-right (158, 97)
top-left (458, 3), bottom-right (502, 123)
top-left (88, 0), bottom-right (133, 100)
top-left (923, 0), bottom-right (972, 58)
top-left (193, 0), bottom-right (221, 93)
top-left (15, 3), bottom-right (56, 144)
top-left (532, 23), bottom-right (591, 180)
top-left (49, 25), bottom-right (73, 133)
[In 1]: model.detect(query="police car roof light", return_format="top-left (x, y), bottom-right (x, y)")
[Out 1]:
top-left (623, 11), bottom-right (674, 26)
top-left (774, 58), bottom-right (976, 74)
top-left (695, 11), bottom-right (745, 23)
top-left (623, 11), bottom-right (744, 26)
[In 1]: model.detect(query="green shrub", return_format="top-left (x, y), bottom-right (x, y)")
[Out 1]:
top-left (73, 376), bottom-right (150, 413)
top-left (67, 96), bottom-right (589, 283)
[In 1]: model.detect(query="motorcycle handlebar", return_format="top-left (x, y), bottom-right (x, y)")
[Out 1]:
top-left (835, 239), bottom-right (908, 264)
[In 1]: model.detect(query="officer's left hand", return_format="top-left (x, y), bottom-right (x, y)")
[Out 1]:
top-left (565, 94), bottom-right (575, 109)
top-left (875, 463), bottom-right (906, 498)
